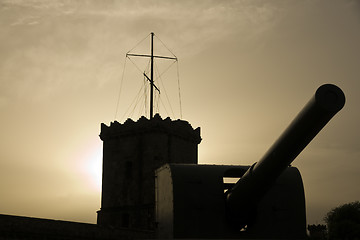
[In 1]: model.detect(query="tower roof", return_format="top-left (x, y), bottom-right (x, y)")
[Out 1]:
top-left (100, 114), bottom-right (201, 143)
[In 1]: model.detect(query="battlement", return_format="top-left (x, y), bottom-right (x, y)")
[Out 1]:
top-left (100, 114), bottom-right (201, 144)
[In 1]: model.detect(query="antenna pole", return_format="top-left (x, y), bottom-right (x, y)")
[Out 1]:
top-left (150, 32), bottom-right (154, 119)
top-left (126, 32), bottom-right (177, 119)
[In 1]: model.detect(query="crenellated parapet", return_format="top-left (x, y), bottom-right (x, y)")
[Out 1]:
top-left (100, 114), bottom-right (201, 144)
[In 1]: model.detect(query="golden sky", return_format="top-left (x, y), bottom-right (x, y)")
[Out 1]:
top-left (0, 0), bottom-right (359, 225)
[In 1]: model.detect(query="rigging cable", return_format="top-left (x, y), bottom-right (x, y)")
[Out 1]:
top-left (159, 92), bottom-right (170, 117)
top-left (154, 34), bottom-right (177, 59)
top-left (154, 88), bottom-right (160, 115)
top-left (143, 75), bottom-right (148, 117)
top-left (176, 60), bottom-right (183, 119)
top-left (155, 62), bottom-right (175, 118)
top-left (157, 59), bottom-right (177, 79)
top-left (121, 83), bottom-right (145, 120)
top-left (127, 56), bottom-right (147, 76)
top-left (114, 56), bottom-right (128, 120)
top-left (126, 33), bottom-right (151, 55)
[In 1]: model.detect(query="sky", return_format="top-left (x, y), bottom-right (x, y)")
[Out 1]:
top-left (0, 0), bottom-right (359, 225)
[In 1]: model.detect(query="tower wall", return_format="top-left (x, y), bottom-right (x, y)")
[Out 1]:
top-left (97, 114), bottom-right (201, 231)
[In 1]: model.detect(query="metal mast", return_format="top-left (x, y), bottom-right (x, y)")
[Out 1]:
top-left (150, 32), bottom-right (154, 119)
top-left (126, 32), bottom-right (177, 119)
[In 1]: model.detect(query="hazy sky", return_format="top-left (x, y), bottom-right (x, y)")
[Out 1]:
top-left (0, 0), bottom-right (359, 225)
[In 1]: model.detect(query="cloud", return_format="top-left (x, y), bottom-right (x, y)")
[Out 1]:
top-left (10, 16), bottom-right (40, 26)
top-left (0, 0), bottom-right (286, 103)
top-left (1, 0), bottom-right (69, 11)
top-left (3, 0), bottom-right (283, 52)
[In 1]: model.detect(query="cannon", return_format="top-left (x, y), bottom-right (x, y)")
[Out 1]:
top-left (155, 84), bottom-right (345, 239)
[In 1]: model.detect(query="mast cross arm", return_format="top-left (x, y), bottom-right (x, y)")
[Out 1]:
top-left (144, 73), bottom-right (160, 93)
top-left (127, 53), bottom-right (177, 60)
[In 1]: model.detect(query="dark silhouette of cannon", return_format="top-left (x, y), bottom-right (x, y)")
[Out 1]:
top-left (155, 84), bottom-right (345, 239)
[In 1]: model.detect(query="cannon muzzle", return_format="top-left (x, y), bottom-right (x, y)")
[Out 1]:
top-left (226, 84), bottom-right (345, 227)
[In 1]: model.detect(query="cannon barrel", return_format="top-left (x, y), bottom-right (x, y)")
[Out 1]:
top-left (226, 84), bottom-right (345, 226)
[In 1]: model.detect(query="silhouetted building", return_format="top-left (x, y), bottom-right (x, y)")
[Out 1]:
top-left (97, 114), bottom-right (201, 231)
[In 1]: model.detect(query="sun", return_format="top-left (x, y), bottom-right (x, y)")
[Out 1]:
top-left (76, 139), bottom-right (103, 192)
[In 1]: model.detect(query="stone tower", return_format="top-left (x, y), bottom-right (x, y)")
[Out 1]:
top-left (97, 114), bottom-right (201, 231)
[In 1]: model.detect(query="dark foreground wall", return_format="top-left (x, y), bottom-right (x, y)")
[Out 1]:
top-left (0, 214), bottom-right (154, 240)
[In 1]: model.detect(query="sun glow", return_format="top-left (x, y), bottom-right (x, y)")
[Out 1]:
top-left (76, 139), bottom-right (103, 192)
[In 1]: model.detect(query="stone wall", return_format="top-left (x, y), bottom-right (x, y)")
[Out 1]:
top-left (0, 214), bottom-right (153, 240)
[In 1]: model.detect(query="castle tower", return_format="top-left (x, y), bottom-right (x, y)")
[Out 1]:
top-left (97, 114), bottom-right (201, 231)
